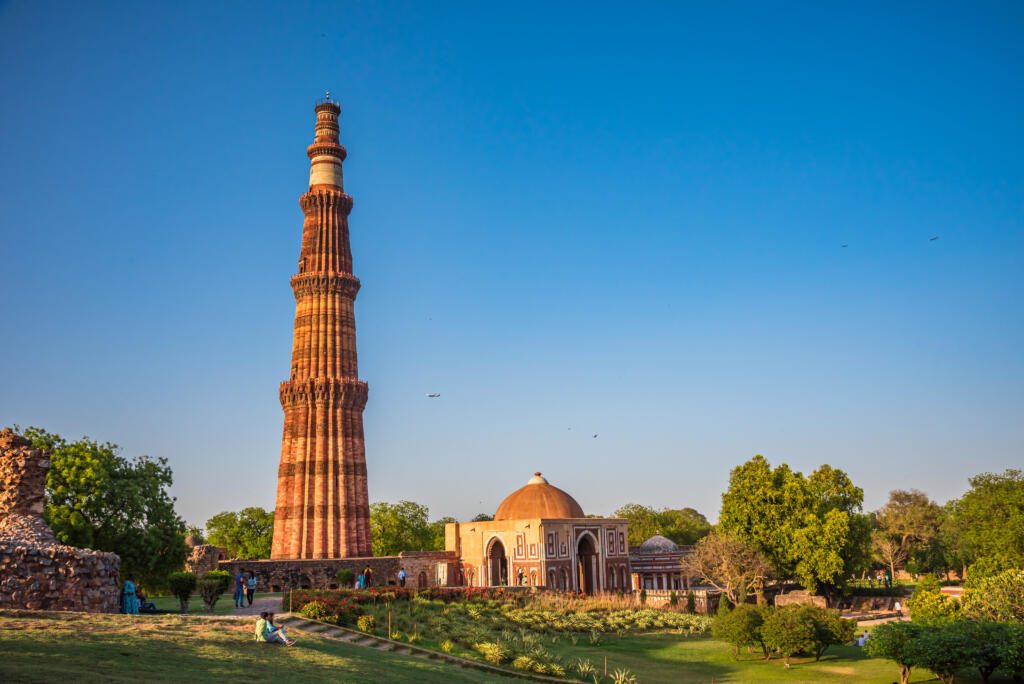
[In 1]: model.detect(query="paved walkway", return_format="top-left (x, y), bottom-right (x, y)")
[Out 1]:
top-left (232, 596), bottom-right (282, 617)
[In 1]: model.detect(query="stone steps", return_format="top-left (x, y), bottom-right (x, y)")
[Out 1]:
top-left (279, 613), bottom-right (567, 682)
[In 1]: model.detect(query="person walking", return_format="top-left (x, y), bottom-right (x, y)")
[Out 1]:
top-left (398, 567), bottom-right (407, 588)
top-left (234, 570), bottom-right (246, 609)
top-left (357, 571), bottom-right (366, 590)
top-left (246, 574), bottom-right (257, 607)
top-left (121, 577), bottom-right (139, 615)
top-left (364, 566), bottom-right (373, 588)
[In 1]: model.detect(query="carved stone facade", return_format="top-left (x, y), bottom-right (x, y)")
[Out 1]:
top-left (272, 96), bottom-right (372, 559)
top-left (220, 551), bottom-right (457, 593)
top-left (0, 428), bottom-right (120, 612)
top-left (446, 474), bottom-right (631, 594)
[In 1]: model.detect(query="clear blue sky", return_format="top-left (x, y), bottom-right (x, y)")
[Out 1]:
top-left (1, 1), bottom-right (1021, 530)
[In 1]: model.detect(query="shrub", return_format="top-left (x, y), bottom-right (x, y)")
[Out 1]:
top-left (908, 574), bottom-right (959, 624)
top-left (669, 590), bottom-right (678, 606)
top-left (440, 640), bottom-right (454, 653)
top-left (639, 588), bottom-right (646, 605)
top-left (713, 603), bottom-right (768, 659)
top-left (167, 571), bottom-right (196, 614)
top-left (1002, 623), bottom-right (1024, 681)
top-left (962, 569), bottom-right (1024, 622)
top-left (686, 590), bottom-right (696, 614)
top-left (762, 605), bottom-right (817, 667)
top-left (945, 620), bottom-right (1007, 684)
top-left (197, 570), bottom-right (232, 612)
top-left (803, 605), bottom-right (856, 661)
top-left (574, 658), bottom-right (597, 677)
top-left (865, 621), bottom-right (923, 684)
top-left (911, 623), bottom-right (974, 684)
top-left (301, 600), bottom-right (330, 621)
top-left (337, 568), bottom-right (355, 588)
top-left (357, 614), bottom-right (376, 633)
top-left (611, 668), bottom-right (637, 684)
top-left (473, 641), bottom-right (509, 665)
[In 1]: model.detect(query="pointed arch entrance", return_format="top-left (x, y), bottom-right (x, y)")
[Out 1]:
top-left (576, 534), bottom-right (597, 594)
top-left (487, 538), bottom-right (508, 586)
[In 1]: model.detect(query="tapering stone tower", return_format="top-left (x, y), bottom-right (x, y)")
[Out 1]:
top-left (271, 94), bottom-right (372, 559)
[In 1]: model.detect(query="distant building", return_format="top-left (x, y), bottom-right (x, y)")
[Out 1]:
top-left (446, 473), bottom-right (631, 593)
top-left (629, 534), bottom-right (687, 591)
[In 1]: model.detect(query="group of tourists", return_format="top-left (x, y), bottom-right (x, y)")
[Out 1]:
top-left (234, 570), bottom-right (258, 608)
top-left (120, 577), bottom-right (155, 614)
top-left (355, 566), bottom-right (375, 589)
top-left (255, 612), bottom-right (295, 646)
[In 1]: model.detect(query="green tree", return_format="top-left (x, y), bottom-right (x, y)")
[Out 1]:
top-left (874, 489), bottom-right (943, 579)
top-left (197, 570), bottom-right (232, 612)
top-left (1002, 623), bottom-right (1024, 681)
top-left (712, 603), bottom-right (768, 658)
top-left (614, 504), bottom-right (712, 547)
top-left (962, 569), bottom-right (1024, 622)
top-left (803, 605), bottom-right (856, 661)
top-left (471, 513), bottom-right (494, 522)
top-left (205, 507), bottom-right (274, 559)
top-left (719, 455), bottom-right (870, 597)
top-left (428, 516), bottom-right (456, 551)
top-left (185, 524), bottom-right (206, 545)
top-left (865, 621), bottom-right (923, 684)
top-left (761, 605), bottom-right (817, 667)
top-left (167, 571), bottom-right (197, 614)
top-left (22, 426), bottom-right (187, 590)
top-left (370, 501), bottom-right (435, 556)
top-left (946, 469), bottom-right (1024, 573)
top-left (908, 575), bottom-right (959, 624)
top-left (911, 623), bottom-right (974, 684)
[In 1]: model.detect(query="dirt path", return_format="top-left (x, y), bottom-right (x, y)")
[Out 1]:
top-left (233, 596), bottom-right (282, 617)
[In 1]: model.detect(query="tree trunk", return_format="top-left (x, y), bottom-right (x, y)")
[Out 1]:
top-left (899, 665), bottom-right (911, 684)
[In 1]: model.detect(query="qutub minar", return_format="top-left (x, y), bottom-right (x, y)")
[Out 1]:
top-left (271, 94), bottom-right (372, 559)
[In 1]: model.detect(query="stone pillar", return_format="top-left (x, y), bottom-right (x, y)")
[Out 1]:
top-left (272, 95), bottom-right (372, 560)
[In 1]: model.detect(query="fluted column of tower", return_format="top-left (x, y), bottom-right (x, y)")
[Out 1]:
top-left (271, 95), bottom-right (372, 559)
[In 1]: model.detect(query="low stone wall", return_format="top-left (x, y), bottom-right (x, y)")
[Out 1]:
top-left (0, 428), bottom-right (120, 612)
top-left (774, 590), bottom-right (827, 609)
top-left (219, 550), bottom-right (458, 593)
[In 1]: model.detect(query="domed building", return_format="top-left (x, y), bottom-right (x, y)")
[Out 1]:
top-left (629, 533), bottom-right (687, 592)
top-left (445, 473), bottom-right (631, 594)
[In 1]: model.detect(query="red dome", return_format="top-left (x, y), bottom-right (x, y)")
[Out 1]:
top-left (494, 473), bottom-right (585, 520)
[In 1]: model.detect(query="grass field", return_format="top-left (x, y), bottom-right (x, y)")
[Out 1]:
top-left (1, 608), bottom-right (1015, 683)
top-left (0, 610), bottom-right (503, 683)
top-left (547, 631), bottom-right (1012, 683)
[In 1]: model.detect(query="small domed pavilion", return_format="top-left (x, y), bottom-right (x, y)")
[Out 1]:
top-left (445, 473), bottom-right (631, 594)
top-left (629, 533), bottom-right (688, 591)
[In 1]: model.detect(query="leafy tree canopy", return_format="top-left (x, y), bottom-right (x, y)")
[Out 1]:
top-left (718, 455), bottom-right (870, 595)
top-left (946, 469), bottom-right (1024, 571)
top-left (22, 426), bottom-right (187, 590)
top-left (204, 507), bottom-right (274, 559)
top-left (370, 500), bottom-right (452, 556)
top-left (613, 503), bottom-right (711, 547)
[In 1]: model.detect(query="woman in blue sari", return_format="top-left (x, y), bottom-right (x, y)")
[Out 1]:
top-left (122, 577), bottom-right (139, 614)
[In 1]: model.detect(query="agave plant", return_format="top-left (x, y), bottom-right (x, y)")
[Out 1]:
top-left (611, 668), bottom-right (637, 684)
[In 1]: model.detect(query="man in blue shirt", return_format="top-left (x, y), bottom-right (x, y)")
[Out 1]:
top-left (234, 571), bottom-right (245, 608)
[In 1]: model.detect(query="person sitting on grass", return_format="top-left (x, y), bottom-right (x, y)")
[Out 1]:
top-left (268, 613), bottom-right (294, 645)
top-left (256, 612), bottom-right (291, 645)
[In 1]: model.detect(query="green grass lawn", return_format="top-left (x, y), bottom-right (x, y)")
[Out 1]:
top-left (147, 593), bottom-right (284, 615)
top-left (547, 631), bottom-right (1015, 683)
top-left (0, 610), bottom-right (506, 684)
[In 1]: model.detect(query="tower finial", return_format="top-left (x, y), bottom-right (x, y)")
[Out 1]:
top-left (326, 88), bottom-right (331, 99)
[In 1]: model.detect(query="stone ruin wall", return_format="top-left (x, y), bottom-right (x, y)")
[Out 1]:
top-left (184, 543), bottom-right (228, 577)
top-left (219, 550), bottom-right (458, 594)
top-left (0, 428), bottom-right (120, 612)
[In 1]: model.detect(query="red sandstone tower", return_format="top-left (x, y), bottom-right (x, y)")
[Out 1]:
top-left (271, 94), bottom-right (372, 559)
